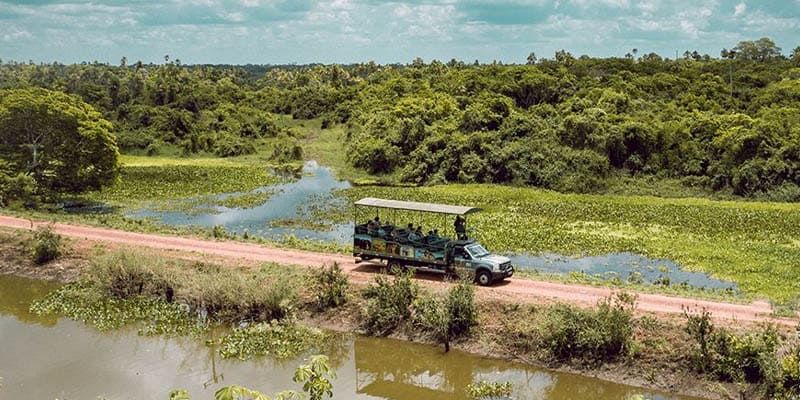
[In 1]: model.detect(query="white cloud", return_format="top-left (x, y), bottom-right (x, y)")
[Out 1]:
top-left (734, 2), bottom-right (746, 17)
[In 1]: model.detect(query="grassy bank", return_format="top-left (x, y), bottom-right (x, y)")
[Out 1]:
top-left (17, 246), bottom-right (800, 399)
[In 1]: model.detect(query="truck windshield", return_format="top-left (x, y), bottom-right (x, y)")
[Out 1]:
top-left (466, 244), bottom-right (489, 258)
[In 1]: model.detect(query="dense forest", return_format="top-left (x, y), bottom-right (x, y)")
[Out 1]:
top-left (2, 37), bottom-right (800, 202)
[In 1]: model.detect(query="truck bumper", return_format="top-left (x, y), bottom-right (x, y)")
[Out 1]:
top-left (492, 266), bottom-right (514, 281)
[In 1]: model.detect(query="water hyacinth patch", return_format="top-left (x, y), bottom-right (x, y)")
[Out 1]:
top-left (30, 281), bottom-right (204, 336)
top-left (218, 321), bottom-right (326, 360)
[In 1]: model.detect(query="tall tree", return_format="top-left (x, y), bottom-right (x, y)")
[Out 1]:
top-left (0, 88), bottom-right (119, 194)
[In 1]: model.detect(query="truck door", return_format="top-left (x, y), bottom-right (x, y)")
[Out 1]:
top-left (452, 247), bottom-right (473, 272)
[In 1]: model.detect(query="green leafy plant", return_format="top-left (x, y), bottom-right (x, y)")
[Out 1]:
top-left (361, 269), bottom-right (418, 335)
top-left (413, 279), bottom-right (478, 351)
top-left (31, 225), bottom-right (62, 264)
top-left (218, 322), bottom-right (324, 360)
top-left (293, 355), bottom-right (336, 400)
top-left (537, 292), bottom-right (636, 363)
top-left (313, 263), bottom-right (349, 310)
top-left (684, 307), bottom-right (715, 372)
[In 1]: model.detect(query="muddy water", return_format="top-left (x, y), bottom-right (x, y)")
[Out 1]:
top-left (0, 275), bottom-right (701, 400)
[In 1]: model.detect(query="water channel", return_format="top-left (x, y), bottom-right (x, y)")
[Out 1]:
top-left (0, 274), bottom-right (699, 400)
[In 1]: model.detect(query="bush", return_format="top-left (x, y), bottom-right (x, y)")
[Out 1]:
top-left (709, 325), bottom-right (781, 385)
top-left (783, 345), bottom-right (800, 393)
top-left (538, 292), bottom-right (636, 363)
top-left (31, 225), bottom-right (62, 264)
top-left (89, 250), bottom-right (300, 323)
top-left (270, 134), bottom-right (304, 163)
top-left (313, 263), bottom-right (349, 309)
top-left (0, 169), bottom-right (37, 207)
top-left (361, 269), bottom-right (418, 335)
top-left (684, 307), bottom-right (715, 372)
top-left (213, 134), bottom-right (256, 157)
top-left (685, 308), bottom-right (784, 386)
top-left (412, 279), bottom-right (479, 351)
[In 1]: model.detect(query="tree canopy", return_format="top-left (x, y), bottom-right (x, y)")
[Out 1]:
top-left (0, 88), bottom-right (119, 198)
top-left (1, 37), bottom-right (799, 200)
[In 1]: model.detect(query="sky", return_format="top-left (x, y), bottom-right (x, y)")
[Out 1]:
top-left (0, 0), bottom-right (798, 65)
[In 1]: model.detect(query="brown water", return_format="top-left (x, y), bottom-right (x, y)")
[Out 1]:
top-left (0, 274), bottom-right (701, 400)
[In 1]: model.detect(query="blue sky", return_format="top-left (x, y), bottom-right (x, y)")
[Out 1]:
top-left (0, 0), bottom-right (798, 64)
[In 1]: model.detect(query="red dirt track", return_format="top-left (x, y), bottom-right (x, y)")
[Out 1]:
top-left (2, 215), bottom-right (794, 326)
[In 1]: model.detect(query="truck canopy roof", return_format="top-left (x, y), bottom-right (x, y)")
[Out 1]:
top-left (354, 197), bottom-right (481, 215)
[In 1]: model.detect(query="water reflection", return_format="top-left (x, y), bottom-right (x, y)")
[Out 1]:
top-left (129, 160), bottom-right (353, 242)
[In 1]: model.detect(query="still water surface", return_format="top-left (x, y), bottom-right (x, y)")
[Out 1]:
top-left (0, 275), bottom-right (700, 400)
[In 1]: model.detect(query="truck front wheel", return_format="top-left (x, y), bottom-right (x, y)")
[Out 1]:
top-left (475, 269), bottom-right (492, 286)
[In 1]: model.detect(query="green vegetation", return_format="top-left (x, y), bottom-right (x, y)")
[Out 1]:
top-left (412, 279), bottom-right (478, 352)
top-left (30, 280), bottom-right (202, 334)
top-left (465, 381), bottom-right (513, 400)
top-left (361, 269), bottom-right (419, 336)
top-left (172, 355), bottom-right (335, 400)
top-left (312, 263), bottom-right (349, 310)
top-left (30, 225), bottom-right (61, 264)
top-left (218, 322), bottom-right (325, 360)
top-left (2, 38), bottom-right (799, 200)
top-left (342, 184), bottom-right (800, 304)
top-left (536, 293), bottom-right (636, 363)
top-left (87, 155), bottom-right (277, 208)
top-left (88, 250), bottom-right (303, 322)
top-left (683, 309), bottom-right (800, 397)
top-left (0, 88), bottom-right (119, 204)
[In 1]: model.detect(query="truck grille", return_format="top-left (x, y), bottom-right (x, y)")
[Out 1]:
top-left (500, 261), bottom-right (512, 271)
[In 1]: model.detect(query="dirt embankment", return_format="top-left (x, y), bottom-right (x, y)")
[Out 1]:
top-left (0, 214), bottom-right (795, 327)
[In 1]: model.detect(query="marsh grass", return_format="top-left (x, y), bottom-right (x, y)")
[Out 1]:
top-left (88, 250), bottom-right (307, 323)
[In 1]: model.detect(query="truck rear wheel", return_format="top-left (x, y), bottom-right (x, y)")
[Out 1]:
top-left (475, 270), bottom-right (492, 286)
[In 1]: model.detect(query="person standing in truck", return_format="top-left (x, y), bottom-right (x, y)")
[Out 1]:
top-left (454, 215), bottom-right (466, 240)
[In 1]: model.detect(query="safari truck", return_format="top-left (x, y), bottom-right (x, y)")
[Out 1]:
top-left (352, 197), bottom-right (513, 286)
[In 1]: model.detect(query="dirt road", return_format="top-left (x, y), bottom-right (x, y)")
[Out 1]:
top-left (1, 215), bottom-right (793, 325)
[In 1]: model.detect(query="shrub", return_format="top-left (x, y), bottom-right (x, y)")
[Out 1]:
top-left (213, 134), bottom-right (256, 157)
top-left (446, 279), bottom-right (479, 338)
top-left (361, 269), bottom-right (418, 335)
top-left (538, 292), bottom-right (636, 363)
top-left (684, 307), bottom-right (715, 372)
top-left (89, 250), bottom-right (300, 323)
top-left (684, 307), bottom-right (783, 387)
top-left (313, 263), bottom-right (349, 309)
top-left (270, 134), bottom-right (304, 163)
top-left (31, 225), bottom-right (62, 264)
top-left (412, 279), bottom-right (478, 352)
top-left (710, 325), bottom-right (781, 385)
top-left (783, 345), bottom-right (800, 393)
top-left (0, 169), bottom-right (37, 207)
